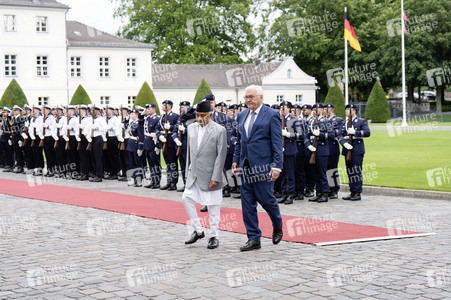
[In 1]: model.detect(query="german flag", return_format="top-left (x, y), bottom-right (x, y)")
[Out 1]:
top-left (344, 12), bottom-right (361, 52)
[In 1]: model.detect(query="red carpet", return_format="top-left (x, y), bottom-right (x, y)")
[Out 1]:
top-left (0, 178), bottom-right (434, 245)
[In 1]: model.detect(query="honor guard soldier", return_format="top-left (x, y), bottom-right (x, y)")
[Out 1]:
top-left (42, 105), bottom-right (58, 176)
top-left (11, 105), bottom-right (25, 173)
top-left (302, 104), bottom-right (315, 197)
top-left (126, 109), bottom-right (144, 187)
top-left (157, 100), bottom-right (179, 191)
top-left (270, 103), bottom-right (280, 113)
top-left (305, 103), bottom-right (334, 203)
top-left (293, 105), bottom-right (310, 200)
top-left (339, 104), bottom-right (371, 201)
top-left (22, 105), bottom-right (34, 173)
top-left (29, 106), bottom-right (44, 175)
top-left (77, 105), bottom-right (92, 181)
top-left (66, 105), bottom-right (79, 178)
top-left (143, 103), bottom-right (161, 189)
top-left (118, 105), bottom-right (130, 181)
top-left (1, 107), bottom-right (14, 172)
top-left (105, 106), bottom-right (121, 180)
top-left (172, 100), bottom-right (192, 192)
top-left (90, 105), bottom-right (108, 182)
top-left (278, 101), bottom-right (298, 205)
top-left (55, 105), bottom-right (69, 178)
top-left (325, 103), bottom-right (344, 199)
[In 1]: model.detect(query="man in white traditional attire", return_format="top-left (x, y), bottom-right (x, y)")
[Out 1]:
top-left (183, 100), bottom-right (227, 249)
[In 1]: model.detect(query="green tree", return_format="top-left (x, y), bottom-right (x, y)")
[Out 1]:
top-left (365, 81), bottom-right (390, 123)
top-left (112, 0), bottom-right (255, 64)
top-left (325, 83), bottom-right (345, 119)
top-left (134, 81), bottom-right (160, 115)
top-left (70, 85), bottom-right (92, 105)
top-left (193, 78), bottom-right (212, 105)
top-left (0, 79), bottom-right (28, 108)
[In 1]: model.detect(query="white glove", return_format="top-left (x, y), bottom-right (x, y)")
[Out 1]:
top-left (63, 136), bottom-right (69, 142)
top-left (21, 133), bottom-right (28, 139)
top-left (92, 125), bottom-right (97, 131)
top-left (8, 140), bottom-right (12, 146)
top-left (145, 132), bottom-right (152, 137)
top-left (79, 124), bottom-right (84, 130)
top-left (121, 123), bottom-right (125, 129)
top-left (174, 138), bottom-right (182, 147)
top-left (150, 132), bottom-right (157, 138)
top-left (164, 122), bottom-right (171, 130)
top-left (137, 149), bottom-right (143, 157)
top-left (347, 127), bottom-right (356, 135)
top-left (282, 129), bottom-right (291, 138)
top-left (57, 123), bottom-right (62, 129)
top-left (87, 136), bottom-right (92, 143)
top-left (155, 148), bottom-right (160, 155)
top-left (107, 125), bottom-right (113, 130)
top-left (30, 134), bottom-right (36, 140)
top-left (75, 136), bottom-right (81, 142)
top-left (29, 123), bottom-right (35, 129)
top-left (39, 134), bottom-right (44, 140)
top-left (159, 136), bottom-right (167, 143)
top-left (25, 121), bottom-right (30, 127)
top-left (52, 134), bottom-right (59, 141)
top-left (102, 136), bottom-right (107, 142)
top-left (118, 136), bottom-right (124, 143)
top-left (343, 142), bottom-right (353, 150)
top-left (178, 125), bottom-right (185, 133)
top-left (18, 141), bottom-right (23, 147)
top-left (313, 129), bottom-right (320, 137)
top-left (308, 145), bottom-right (316, 152)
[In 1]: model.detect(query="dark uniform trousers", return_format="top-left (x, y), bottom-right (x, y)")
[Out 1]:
top-left (92, 136), bottom-right (104, 177)
top-left (55, 138), bottom-right (67, 174)
top-left (295, 143), bottom-right (307, 194)
top-left (106, 137), bottom-right (119, 175)
top-left (327, 141), bottom-right (341, 192)
top-left (68, 136), bottom-right (79, 174)
top-left (145, 149), bottom-right (161, 183)
top-left (79, 136), bottom-right (91, 176)
top-left (345, 153), bottom-right (364, 193)
top-left (119, 140), bottom-right (130, 177)
top-left (43, 136), bottom-right (57, 174)
top-left (12, 134), bottom-right (24, 169)
top-left (32, 139), bottom-right (44, 170)
top-left (163, 147), bottom-right (178, 184)
top-left (24, 140), bottom-right (35, 170)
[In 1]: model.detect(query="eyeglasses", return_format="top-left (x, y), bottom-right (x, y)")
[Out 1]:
top-left (243, 95), bottom-right (258, 100)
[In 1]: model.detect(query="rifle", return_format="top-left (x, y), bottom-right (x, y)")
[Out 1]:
top-left (31, 115), bottom-right (36, 147)
top-left (54, 114), bottom-right (59, 149)
top-left (162, 108), bottom-right (168, 153)
top-left (23, 115), bottom-right (29, 147)
top-left (346, 116), bottom-right (353, 161)
top-left (86, 113), bottom-right (93, 151)
top-left (281, 103), bottom-right (286, 148)
top-left (176, 105), bottom-right (182, 156)
top-left (39, 106), bottom-right (45, 148)
top-left (65, 111), bottom-right (70, 150)
top-left (119, 113), bottom-right (125, 150)
top-left (309, 105), bottom-right (319, 165)
top-left (77, 111), bottom-right (82, 150)
top-left (104, 106), bottom-right (108, 150)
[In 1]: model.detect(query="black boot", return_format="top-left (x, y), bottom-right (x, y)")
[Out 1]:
top-left (343, 193), bottom-right (355, 200)
top-left (278, 192), bottom-right (288, 204)
top-left (304, 188), bottom-right (314, 198)
top-left (160, 183), bottom-right (171, 190)
top-left (168, 183), bottom-right (177, 191)
top-left (349, 193), bottom-right (361, 201)
top-left (274, 190), bottom-right (283, 198)
top-left (309, 193), bottom-right (321, 202)
top-left (317, 193), bottom-right (328, 203)
top-left (284, 193), bottom-right (296, 205)
top-left (329, 190), bottom-right (338, 199)
top-left (295, 192), bottom-right (304, 200)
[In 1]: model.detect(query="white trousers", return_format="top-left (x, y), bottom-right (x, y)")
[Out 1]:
top-left (183, 195), bottom-right (221, 238)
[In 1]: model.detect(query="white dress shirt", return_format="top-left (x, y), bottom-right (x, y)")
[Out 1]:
top-left (244, 104), bottom-right (263, 136)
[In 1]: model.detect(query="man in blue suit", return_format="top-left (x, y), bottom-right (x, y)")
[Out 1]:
top-left (232, 85), bottom-right (284, 251)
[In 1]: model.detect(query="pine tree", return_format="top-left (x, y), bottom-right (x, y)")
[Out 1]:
top-left (134, 82), bottom-right (160, 115)
top-left (324, 82), bottom-right (345, 119)
top-left (70, 85), bottom-right (92, 105)
top-left (0, 79), bottom-right (29, 108)
top-left (365, 81), bottom-right (391, 123)
top-left (193, 78), bottom-right (212, 105)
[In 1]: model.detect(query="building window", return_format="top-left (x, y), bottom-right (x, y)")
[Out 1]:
top-left (36, 56), bottom-right (48, 77)
top-left (287, 68), bottom-right (292, 79)
top-left (100, 96), bottom-right (110, 105)
top-left (276, 95), bottom-right (284, 102)
top-left (36, 16), bottom-right (47, 32)
top-left (70, 56), bottom-right (81, 77)
top-left (99, 57), bottom-right (109, 77)
top-left (127, 58), bottom-right (136, 77)
top-left (5, 55), bottom-right (17, 76)
top-left (38, 97), bottom-right (49, 106)
top-left (295, 95), bottom-right (303, 103)
top-left (128, 96), bottom-right (136, 106)
top-left (4, 15), bottom-right (16, 32)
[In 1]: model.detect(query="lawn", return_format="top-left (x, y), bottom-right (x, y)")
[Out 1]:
top-left (338, 129), bottom-right (451, 192)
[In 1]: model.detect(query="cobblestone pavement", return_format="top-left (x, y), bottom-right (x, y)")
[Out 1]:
top-left (0, 171), bottom-right (450, 299)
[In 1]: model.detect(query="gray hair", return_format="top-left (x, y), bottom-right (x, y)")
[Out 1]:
top-left (245, 85), bottom-right (264, 97)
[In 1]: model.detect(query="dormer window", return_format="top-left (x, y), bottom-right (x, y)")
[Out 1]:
top-left (36, 16), bottom-right (47, 32)
top-left (287, 68), bottom-right (292, 79)
top-left (4, 15), bottom-right (16, 32)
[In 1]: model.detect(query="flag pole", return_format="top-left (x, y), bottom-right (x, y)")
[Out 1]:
top-left (401, 0), bottom-right (408, 127)
top-left (344, 7), bottom-right (349, 105)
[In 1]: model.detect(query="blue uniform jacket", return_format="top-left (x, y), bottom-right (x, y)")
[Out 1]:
top-left (339, 116), bottom-right (371, 156)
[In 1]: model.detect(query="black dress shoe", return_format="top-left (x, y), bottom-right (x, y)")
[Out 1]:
top-left (107, 175), bottom-right (118, 180)
top-left (223, 189), bottom-right (231, 197)
top-left (284, 193), bottom-right (295, 205)
top-left (168, 183), bottom-right (177, 191)
top-left (349, 193), bottom-right (361, 201)
top-left (151, 183), bottom-right (161, 189)
top-left (207, 237), bottom-right (219, 249)
top-left (240, 240), bottom-right (261, 251)
top-left (329, 191), bottom-right (338, 199)
top-left (90, 177), bottom-right (102, 182)
top-left (185, 231), bottom-right (205, 244)
top-left (277, 193), bottom-right (288, 204)
top-left (160, 183), bottom-right (171, 190)
top-left (342, 193), bottom-right (355, 200)
top-left (316, 193), bottom-right (328, 203)
top-left (272, 227), bottom-right (283, 244)
top-left (304, 189), bottom-right (314, 198)
top-left (274, 191), bottom-right (283, 198)
top-left (177, 186), bottom-right (185, 192)
top-left (200, 205), bottom-right (208, 212)
top-left (3, 167), bottom-right (13, 172)
top-left (118, 176), bottom-right (128, 182)
top-left (78, 174), bottom-right (89, 181)
top-left (295, 192), bottom-right (304, 200)
top-left (309, 193), bottom-right (320, 202)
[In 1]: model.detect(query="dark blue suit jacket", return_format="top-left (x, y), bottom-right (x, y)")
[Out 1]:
top-left (233, 104), bottom-right (283, 176)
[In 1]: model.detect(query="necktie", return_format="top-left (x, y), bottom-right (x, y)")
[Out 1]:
top-left (247, 111), bottom-right (256, 136)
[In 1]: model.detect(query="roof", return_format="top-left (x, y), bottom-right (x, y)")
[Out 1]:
top-left (66, 21), bottom-right (155, 49)
top-left (0, 0), bottom-right (69, 9)
top-left (152, 62), bottom-right (282, 89)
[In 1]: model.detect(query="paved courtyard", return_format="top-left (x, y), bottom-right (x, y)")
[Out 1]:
top-left (0, 171), bottom-right (450, 299)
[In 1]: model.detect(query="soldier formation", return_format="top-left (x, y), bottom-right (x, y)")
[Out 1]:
top-left (0, 95), bottom-right (370, 203)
